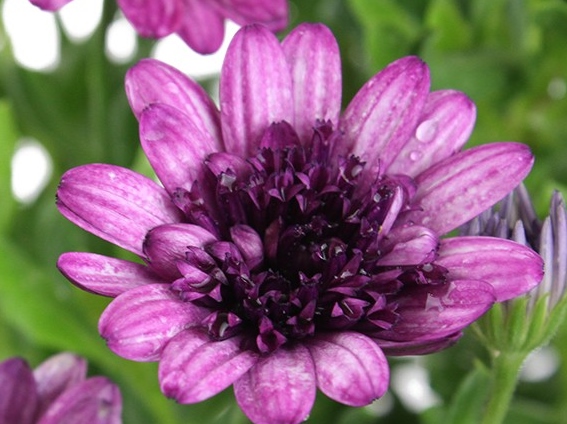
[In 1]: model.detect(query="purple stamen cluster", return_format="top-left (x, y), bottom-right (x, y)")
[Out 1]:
top-left (169, 121), bottom-right (446, 353)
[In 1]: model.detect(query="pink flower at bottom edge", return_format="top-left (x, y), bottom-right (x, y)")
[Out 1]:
top-left (29, 0), bottom-right (289, 54)
top-left (56, 23), bottom-right (544, 424)
top-left (0, 353), bottom-right (122, 424)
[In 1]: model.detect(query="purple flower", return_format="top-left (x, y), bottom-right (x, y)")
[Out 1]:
top-left (29, 0), bottom-right (288, 54)
top-left (56, 23), bottom-right (543, 424)
top-left (0, 353), bottom-right (122, 424)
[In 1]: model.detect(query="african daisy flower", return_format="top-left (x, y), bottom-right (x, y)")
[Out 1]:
top-left (56, 23), bottom-right (543, 424)
top-left (29, 0), bottom-right (288, 54)
top-left (0, 353), bottom-right (122, 424)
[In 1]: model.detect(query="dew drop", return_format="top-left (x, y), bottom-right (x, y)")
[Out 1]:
top-left (425, 293), bottom-right (444, 312)
top-left (415, 120), bottom-right (438, 143)
top-left (409, 151), bottom-right (422, 161)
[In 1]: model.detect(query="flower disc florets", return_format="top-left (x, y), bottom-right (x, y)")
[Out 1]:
top-left (169, 121), bottom-right (447, 352)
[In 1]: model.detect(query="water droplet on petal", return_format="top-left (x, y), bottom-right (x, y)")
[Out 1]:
top-left (409, 151), bottom-right (422, 161)
top-left (415, 120), bottom-right (438, 143)
top-left (425, 293), bottom-right (444, 312)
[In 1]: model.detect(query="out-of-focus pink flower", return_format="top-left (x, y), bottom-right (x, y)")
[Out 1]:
top-left (56, 23), bottom-right (543, 424)
top-left (29, 0), bottom-right (288, 54)
top-left (0, 353), bottom-right (122, 424)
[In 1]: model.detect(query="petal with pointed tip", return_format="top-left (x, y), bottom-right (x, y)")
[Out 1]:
top-left (125, 58), bottom-right (222, 146)
top-left (117, 0), bottom-right (183, 38)
top-left (234, 344), bottom-right (316, 424)
top-left (220, 24), bottom-right (293, 157)
top-left (39, 377), bottom-right (122, 424)
top-left (408, 142), bottom-right (534, 235)
top-left (57, 164), bottom-right (182, 256)
top-left (377, 280), bottom-right (495, 342)
top-left (307, 332), bottom-right (389, 406)
top-left (0, 358), bottom-right (37, 424)
top-left (159, 329), bottom-right (258, 403)
top-left (339, 56), bottom-right (430, 172)
top-left (99, 284), bottom-right (208, 361)
top-left (282, 23), bottom-right (341, 143)
top-left (140, 103), bottom-right (218, 193)
top-left (57, 252), bottom-right (165, 297)
top-left (437, 236), bottom-right (543, 302)
top-left (387, 90), bottom-right (476, 177)
top-left (143, 223), bottom-right (217, 280)
top-left (176, 0), bottom-right (225, 54)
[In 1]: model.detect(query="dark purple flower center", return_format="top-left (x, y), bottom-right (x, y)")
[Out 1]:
top-left (170, 121), bottom-right (446, 353)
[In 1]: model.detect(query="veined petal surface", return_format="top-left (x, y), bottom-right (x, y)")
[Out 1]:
top-left (307, 332), bottom-right (389, 406)
top-left (387, 90), bottom-right (476, 177)
top-left (409, 142), bottom-right (534, 234)
top-left (176, 0), bottom-right (225, 54)
top-left (139, 103), bottom-right (218, 193)
top-left (340, 56), bottom-right (430, 173)
top-left (438, 236), bottom-right (544, 301)
top-left (220, 24), bottom-right (293, 156)
top-left (234, 344), bottom-right (316, 424)
top-left (99, 284), bottom-right (208, 361)
top-left (159, 329), bottom-right (258, 403)
top-left (57, 164), bottom-right (183, 256)
top-left (57, 252), bottom-right (165, 297)
top-left (282, 23), bottom-right (341, 143)
top-left (125, 59), bottom-right (222, 146)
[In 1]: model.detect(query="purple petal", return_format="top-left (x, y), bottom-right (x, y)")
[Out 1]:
top-left (139, 103), bottom-right (218, 194)
top-left (99, 284), bottom-right (208, 361)
top-left (117, 0), bottom-right (183, 38)
top-left (57, 252), bottom-right (165, 297)
top-left (158, 329), bottom-right (258, 403)
top-left (234, 344), bottom-right (316, 424)
top-left (29, 0), bottom-right (72, 11)
top-left (38, 377), bottom-right (121, 424)
top-left (220, 24), bottom-right (293, 157)
top-left (217, 0), bottom-right (289, 31)
top-left (281, 23), bottom-right (342, 143)
top-left (230, 225), bottom-right (264, 269)
top-left (307, 332), bottom-right (389, 406)
top-left (33, 353), bottom-right (87, 418)
top-left (386, 90), bottom-right (476, 177)
top-left (408, 142), bottom-right (535, 235)
top-left (339, 56), bottom-right (430, 173)
top-left (377, 225), bottom-right (438, 266)
top-left (437, 236), bottom-right (544, 302)
top-left (125, 58), bottom-right (222, 146)
top-left (377, 279), bottom-right (496, 342)
top-left (176, 0), bottom-right (225, 54)
top-left (377, 332), bottom-right (462, 356)
top-left (143, 223), bottom-right (217, 280)
top-left (57, 164), bottom-right (183, 256)
top-left (0, 358), bottom-right (38, 424)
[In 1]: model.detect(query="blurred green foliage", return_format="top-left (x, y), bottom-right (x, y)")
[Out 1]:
top-left (0, 0), bottom-right (566, 423)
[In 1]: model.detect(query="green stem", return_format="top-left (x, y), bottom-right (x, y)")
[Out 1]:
top-left (480, 351), bottom-right (527, 424)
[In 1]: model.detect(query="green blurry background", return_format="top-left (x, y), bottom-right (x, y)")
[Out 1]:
top-left (1, 0), bottom-right (567, 422)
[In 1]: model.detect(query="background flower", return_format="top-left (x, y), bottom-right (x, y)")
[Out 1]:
top-left (0, 352), bottom-right (122, 424)
top-left (29, 0), bottom-right (288, 54)
top-left (55, 23), bottom-right (541, 424)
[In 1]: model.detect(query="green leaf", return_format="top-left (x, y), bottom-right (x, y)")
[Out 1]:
top-left (0, 100), bottom-right (19, 232)
top-left (445, 363), bottom-right (491, 424)
top-left (424, 0), bottom-right (472, 51)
